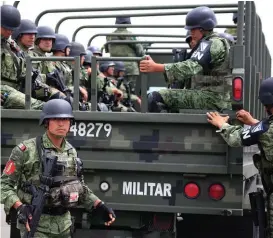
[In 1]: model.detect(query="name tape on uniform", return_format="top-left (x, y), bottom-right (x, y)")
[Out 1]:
top-left (122, 181), bottom-right (172, 197)
top-left (70, 122), bottom-right (112, 137)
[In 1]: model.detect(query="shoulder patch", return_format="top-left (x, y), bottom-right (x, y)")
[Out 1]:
top-left (18, 143), bottom-right (27, 151)
top-left (3, 160), bottom-right (16, 175)
top-left (241, 120), bottom-right (270, 146)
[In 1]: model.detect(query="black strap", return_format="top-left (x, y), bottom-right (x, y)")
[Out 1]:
top-left (35, 136), bottom-right (44, 162)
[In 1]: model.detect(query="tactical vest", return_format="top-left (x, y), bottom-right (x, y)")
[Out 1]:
top-left (190, 33), bottom-right (232, 94)
top-left (1, 38), bottom-right (25, 89)
top-left (18, 136), bottom-right (84, 209)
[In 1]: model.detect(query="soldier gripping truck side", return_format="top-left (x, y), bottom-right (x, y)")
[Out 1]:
top-left (1, 1), bottom-right (273, 238)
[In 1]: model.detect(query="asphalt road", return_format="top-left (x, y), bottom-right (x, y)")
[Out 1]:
top-left (1, 205), bottom-right (10, 238)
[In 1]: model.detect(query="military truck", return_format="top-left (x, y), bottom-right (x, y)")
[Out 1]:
top-left (1, 1), bottom-right (272, 238)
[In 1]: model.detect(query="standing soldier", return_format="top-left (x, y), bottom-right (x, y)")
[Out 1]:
top-left (225, 13), bottom-right (237, 36)
top-left (140, 6), bottom-right (231, 113)
top-left (207, 77), bottom-right (273, 238)
top-left (0, 99), bottom-right (116, 237)
top-left (105, 17), bottom-right (145, 96)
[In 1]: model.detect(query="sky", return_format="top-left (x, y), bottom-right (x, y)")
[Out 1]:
top-left (2, 0), bottom-right (273, 75)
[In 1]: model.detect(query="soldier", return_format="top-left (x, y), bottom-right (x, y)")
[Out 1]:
top-left (113, 61), bottom-right (141, 112)
top-left (225, 13), bottom-right (237, 36)
top-left (105, 17), bottom-right (145, 96)
top-left (140, 6), bottom-right (231, 113)
top-left (218, 32), bottom-right (235, 45)
top-left (87, 45), bottom-right (102, 57)
top-left (1, 5), bottom-right (61, 109)
top-left (0, 99), bottom-right (116, 237)
top-left (206, 77), bottom-right (273, 238)
top-left (33, 26), bottom-right (56, 74)
top-left (99, 61), bottom-right (115, 78)
top-left (185, 30), bottom-right (197, 49)
top-left (51, 34), bottom-right (72, 87)
top-left (11, 19), bottom-right (37, 56)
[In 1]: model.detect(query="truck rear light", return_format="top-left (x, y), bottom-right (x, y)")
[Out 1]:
top-left (184, 182), bottom-right (200, 199)
top-left (232, 77), bottom-right (243, 101)
top-left (208, 183), bottom-right (225, 201)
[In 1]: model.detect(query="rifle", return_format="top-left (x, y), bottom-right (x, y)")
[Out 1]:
top-left (116, 77), bottom-right (136, 112)
top-left (249, 191), bottom-right (266, 238)
top-left (23, 137), bottom-right (57, 237)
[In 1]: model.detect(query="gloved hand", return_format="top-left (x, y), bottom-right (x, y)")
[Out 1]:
top-left (16, 204), bottom-right (34, 231)
top-left (95, 201), bottom-right (116, 226)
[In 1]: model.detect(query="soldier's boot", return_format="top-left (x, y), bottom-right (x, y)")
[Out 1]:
top-left (148, 91), bottom-right (168, 113)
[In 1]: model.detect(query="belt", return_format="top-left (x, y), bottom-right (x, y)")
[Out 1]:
top-left (42, 206), bottom-right (68, 216)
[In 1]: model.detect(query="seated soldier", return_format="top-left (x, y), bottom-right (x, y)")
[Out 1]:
top-left (139, 6), bottom-right (232, 113)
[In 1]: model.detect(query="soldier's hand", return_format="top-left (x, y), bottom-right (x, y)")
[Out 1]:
top-left (140, 55), bottom-right (157, 72)
top-left (87, 67), bottom-right (92, 76)
top-left (95, 202), bottom-right (116, 226)
top-left (16, 204), bottom-right (33, 232)
top-left (112, 88), bottom-right (123, 100)
top-left (236, 110), bottom-right (259, 125)
top-left (207, 111), bottom-right (229, 129)
top-left (79, 87), bottom-right (88, 102)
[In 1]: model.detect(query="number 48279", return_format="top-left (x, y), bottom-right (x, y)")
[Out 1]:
top-left (70, 122), bottom-right (112, 138)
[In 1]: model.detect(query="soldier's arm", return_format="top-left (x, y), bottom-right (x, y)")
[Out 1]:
top-left (164, 38), bottom-right (226, 83)
top-left (0, 145), bottom-right (26, 214)
top-left (217, 120), bottom-right (271, 148)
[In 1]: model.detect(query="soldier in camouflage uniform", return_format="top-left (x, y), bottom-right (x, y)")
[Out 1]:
top-left (140, 6), bottom-right (232, 113)
top-left (99, 61), bottom-right (132, 112)
top-left (0, 99), bottom-right (116, 237)
top-left (207, 77), bottom-right (273, 238)
top-left (33, 26), bottom-right (56, 74)
top-left (112, 61), bottom-right (141, 112)
top-left (105, 17), bottom-right (145, 96)
top-left (218, 32), bottom-right (235, 45)
top-left (11, 19), bottom-right (37, 57)
top-left (1, 5), bottom-right (61, 110)
top-left (225, 12), bottom-right (237, 36)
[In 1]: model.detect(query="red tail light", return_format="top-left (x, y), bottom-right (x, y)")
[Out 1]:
top-left (232, 77), bottom-right (243, 101)
top-left (184, 183), bottom-right (200, 199)
top-left (209, 183), bottom-right (225, 201)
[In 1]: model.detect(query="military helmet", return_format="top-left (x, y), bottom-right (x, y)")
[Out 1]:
top-left (83, 50), bottom-right (93, 65)
top-left (218, 32), bottom-right (235, 44)
top-left (87, 45), bottom-right (102, 56)
top-left (12, 19), bottom-right (37, 40)
top-left (99, 61), bottom-right (115, 72)
top-left (185, 30), bottom-right (192, 44)
top-left (114, 61), bottom-right (126, 72)
top-left (115, 17), bottom-right (131, 24)
top-left (39, 99), bottom-right (74, 125)
top-left (69, 42), bottom-right (86, 57)
top-left (185, 6), bottom-right (217, 31)
top-left (1, 5), bottom-right (21, 31)
top-left (35, 26), bottom-right (56, 42)
top-left (259, 77), bottom-right (273, 107)
top-left (52, 34), bottom-right (71, 51)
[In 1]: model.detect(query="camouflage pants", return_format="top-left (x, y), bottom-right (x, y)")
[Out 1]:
top-left (20, 227), bottom-right (72, 238)
top-left (158, 89), bottom-right (231, 112)
top-left (1, 85), bottom-right (44, 110)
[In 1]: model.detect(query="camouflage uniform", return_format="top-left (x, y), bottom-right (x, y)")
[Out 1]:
top-left (0, 133), bottom-right (99, 237)
top-left (224, 28), bottom-right (237, 36)
top-left (106, 20), bottom-right (145, 95)
top-left (33, 45), bottom-right (56, 74)
top-left (158, 32), bottom-right (231, 112)
top-left (1, 37), bottom-right (46, 110)
top-left (217, 117), bottom-right (273, 237)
